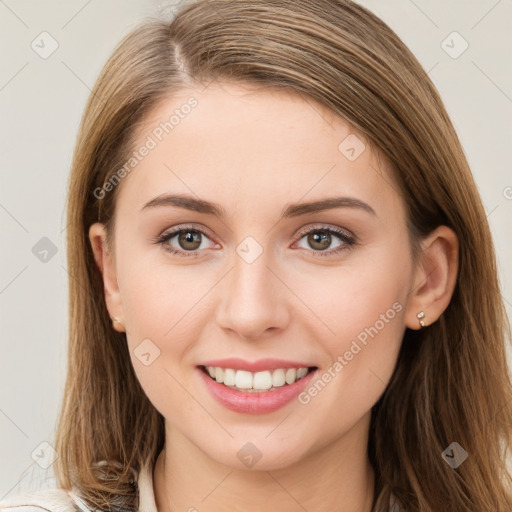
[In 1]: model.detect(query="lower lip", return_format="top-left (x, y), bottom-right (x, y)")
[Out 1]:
top-left (198, 367), bottom-right (318, 414)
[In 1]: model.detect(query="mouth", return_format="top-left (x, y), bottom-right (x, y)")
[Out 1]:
top-left (196, 358), bottom-right (320, 414)
top-left (199, 364), bottom-right (318, 393)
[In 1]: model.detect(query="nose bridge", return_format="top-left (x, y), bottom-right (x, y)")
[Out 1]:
top-left (215, 240), bottom-right (289, 339)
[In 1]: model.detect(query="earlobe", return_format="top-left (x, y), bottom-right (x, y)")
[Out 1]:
top-left (88, 222), bottom-right (126, 333)
top-left (405, 225), bottom-right (459, 330)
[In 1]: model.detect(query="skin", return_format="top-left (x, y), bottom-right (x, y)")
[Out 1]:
top-left (89, 81), bottom-right (459, 512)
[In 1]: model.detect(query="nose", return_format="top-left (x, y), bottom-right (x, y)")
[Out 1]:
top-left (215, 249), bottom-right (291, 341)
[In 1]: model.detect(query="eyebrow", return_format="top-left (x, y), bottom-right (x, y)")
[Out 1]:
top-left (140, 193), bottom-right (376, 218)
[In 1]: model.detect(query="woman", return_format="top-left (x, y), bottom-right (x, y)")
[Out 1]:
top-left (2, 0), bottom-right (511, 511)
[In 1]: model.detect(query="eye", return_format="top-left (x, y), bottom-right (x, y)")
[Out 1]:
top-left (293, 225), bottom-right (356, 257)
top-left (153, 226), bottom-right (217, 258)
top-left (153, 224), bottom-right (356, 258)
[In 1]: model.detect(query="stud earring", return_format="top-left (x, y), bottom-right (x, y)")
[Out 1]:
top-left (417, 311), bottom-right (426, 329)
top-left (111, 317), bottom-right (125, 332)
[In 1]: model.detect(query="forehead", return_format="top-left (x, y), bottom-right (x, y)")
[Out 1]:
top-left (116, 81), bottom-right (402, 220)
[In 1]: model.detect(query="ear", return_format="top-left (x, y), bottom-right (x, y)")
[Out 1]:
top-left (405, 225), bottom-right (459, 330)
top-left (89, 222), bottom-right (125, 333)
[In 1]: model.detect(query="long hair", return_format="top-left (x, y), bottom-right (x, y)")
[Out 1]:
top-left (54, 1), bottom-right (512, 510)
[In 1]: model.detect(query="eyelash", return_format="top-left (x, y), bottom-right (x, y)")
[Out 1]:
top-left (152, 224), bottom-right (357, 259)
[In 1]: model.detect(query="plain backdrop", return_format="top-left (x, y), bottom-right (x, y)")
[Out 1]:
top-left (1, 0), bottom-right (511, 498)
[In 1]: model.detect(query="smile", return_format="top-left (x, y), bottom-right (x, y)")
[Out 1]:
top-left (201, 365), bottom-right (314, 392)
top-left (197, 360), bottom-right (319, 414)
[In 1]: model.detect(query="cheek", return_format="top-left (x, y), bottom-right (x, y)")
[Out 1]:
top-left (326, 274), bottom-right (406, 351)
top-left (117, 247), bottom-right (205, 341)
top-left (304, 245), bottom-right (410, 350)
top-left (298, 245), bottom-right (411, 407)
top-left (118, 261), bottom-right (204, 413)
top-left (127, 356), bottom-right (198, 425)
top-left (301, 248), bottom-right (410, 412)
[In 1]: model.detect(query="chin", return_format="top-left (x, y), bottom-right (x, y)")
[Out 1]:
top-left (198, 433), bottom-right (315, 472)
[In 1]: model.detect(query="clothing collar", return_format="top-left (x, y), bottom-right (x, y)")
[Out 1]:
top-left (137, 462), bottom-right (158, 512)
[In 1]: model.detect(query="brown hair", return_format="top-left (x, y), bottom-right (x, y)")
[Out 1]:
top-left (55, 1), bottom-right (512, 510)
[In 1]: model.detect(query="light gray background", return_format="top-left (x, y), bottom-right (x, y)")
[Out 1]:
top-left (1, 0), bottom-right (511, 498)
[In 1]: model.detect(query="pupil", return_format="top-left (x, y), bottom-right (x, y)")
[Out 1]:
top-left (180, 230), bottom-right (201, 250)
top-left (310, 231), bottom-right (330, 250)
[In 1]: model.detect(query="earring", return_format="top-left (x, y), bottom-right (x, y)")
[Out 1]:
top-left (111, 317), bottom-right (125, 332)
top-left (417, 311), bottom-right (426, 329)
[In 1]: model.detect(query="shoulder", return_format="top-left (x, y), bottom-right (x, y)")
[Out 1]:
top-left (0, 488), bottom-right (81, 512)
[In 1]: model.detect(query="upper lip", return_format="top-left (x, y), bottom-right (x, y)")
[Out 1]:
top-left (198, 358), bottom-right (316, 372)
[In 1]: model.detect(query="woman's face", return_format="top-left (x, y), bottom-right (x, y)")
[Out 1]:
top-left (92, 81), bottom-right (418, 470)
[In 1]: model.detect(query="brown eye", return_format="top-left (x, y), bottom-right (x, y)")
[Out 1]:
top-left (155, 226), bottom-right (216, 257)
top-left (294, 226), bottom-right (356, 257)
top-left (177, 230), bottom-right (203, 251)
top-left (306, 230), bottom-right (332, 251)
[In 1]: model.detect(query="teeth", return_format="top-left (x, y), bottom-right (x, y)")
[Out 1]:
top-left (223, 368), bottom-right (236, 386)
top-left (297, 367), bottom-right (308, 379)
top-left (253, 371), bottom-right (272, 390)
top-left (285, 368), bottom-right (297, 384)
top-left (235, 370), bottom-right (253, 389)
top-left (272, 369), bottom-right (286, 387)
top-left (204, 365), bottom-right (312, 391)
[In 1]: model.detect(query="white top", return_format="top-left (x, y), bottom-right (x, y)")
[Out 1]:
top-left (0, 463), bottom-right (403, 511)
top-left (0, 463), bottom-right (156, 512)
top-left (137, 463), bottom-right (158, 512)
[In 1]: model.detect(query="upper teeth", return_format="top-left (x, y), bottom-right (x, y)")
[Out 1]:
top-left (205, 366), bottom-right (309, 391)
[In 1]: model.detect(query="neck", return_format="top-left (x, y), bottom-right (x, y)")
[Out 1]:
top-left (153, 415), bottom-right (375, 512)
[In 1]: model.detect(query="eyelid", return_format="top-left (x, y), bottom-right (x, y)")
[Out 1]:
top-left (294, 223), bottom-right (354, 240)
top-left (151, 224), bottom-right (216, 258)
top-left (158, 223), bottom-right (215, 241)
top-left (291, 224), bottom-right (356, 258)
top-left (154, 222), bottom-right (356, 258)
